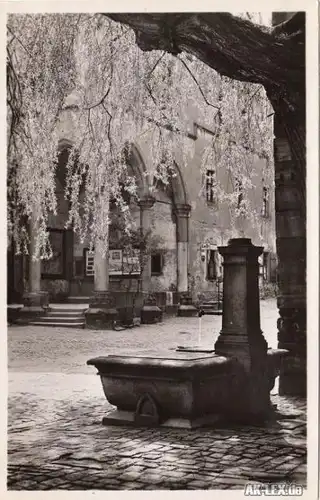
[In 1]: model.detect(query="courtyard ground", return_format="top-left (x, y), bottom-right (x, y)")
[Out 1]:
top-left (7, 299), bottom-right (307, 490)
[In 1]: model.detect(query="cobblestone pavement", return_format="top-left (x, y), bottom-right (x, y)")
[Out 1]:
top-left (8, 299), bottom-right (307, 490)
top-left (8, 299), bottom-right (278, 374)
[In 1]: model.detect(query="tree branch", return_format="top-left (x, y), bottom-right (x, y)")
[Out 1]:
top-left (106, 12), bottom-right (304, 95)
top-left (7, 25), bottom-right (33, 58)
top-left (84, 58), bottom-right (114, 110)
top-left (105, 11), bottom-right (306, 208)
top-left (177, 55), bottom-right (219, 109)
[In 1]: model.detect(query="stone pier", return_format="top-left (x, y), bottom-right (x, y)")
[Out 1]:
top-left (20, 212), bottom-right (49, 321)
top-left (175, 203), bottom-right (197, 317)
top-left (139, 196), bottom-right (162, 324)
top-left (85, 240), bottom-right (118, 329)
top-left (138, 195), bottom-right (155, 292)
top-left (274, 121), bottom-right (306, 396)
top-left (271, 13), bottom-right (306, 397)
top-left (214, 238), bottom-right (284, 421)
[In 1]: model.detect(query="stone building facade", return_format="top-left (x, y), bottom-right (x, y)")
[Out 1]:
top-left (7, 102), bottom-right (276, 309)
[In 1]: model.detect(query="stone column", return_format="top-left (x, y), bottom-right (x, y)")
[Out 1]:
top-left (139, 196), bottom-right (162, 324)
top-left (274, 122), bottom-right (306, 396)
top-left (175, 203), bottom-right (197, 317)
top-left (21, 212), bottom-right (49, 318)
top-left (94, 241), bottom-right (109, 292)
top-left (65, 229), bottom-right (73, 285)
top-left (29, 219), bottom-right (41, 293)
top-left (175, 203), bottom-right (190, 292)
top-left (138, 196), bottom-right (155, 293)
top-left (214, 238), bottom-right (273, 420)
top-left (85, 239), bottom-right (118, 329)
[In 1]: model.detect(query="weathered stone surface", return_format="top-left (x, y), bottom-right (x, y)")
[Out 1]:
top-left (274, 120), bottom-right (306, 397)
top-left (85, 307), bottom-right (119, 329)
top-left (214, 238), bottom-right (287, 421)
top-left (140, 304), bottom-right (163, 324)
top-left (177, 304), bottom-right (199, 317)
top-left (88, 350), bottom-right (235, 427)
top-left (8, 316), bottom-right (307, 491)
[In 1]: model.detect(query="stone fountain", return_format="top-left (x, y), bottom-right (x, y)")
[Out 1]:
top-left (87, 238), bottom-right (287, 428)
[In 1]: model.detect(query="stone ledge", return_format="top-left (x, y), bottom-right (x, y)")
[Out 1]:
top-left (7, 306), bottom-right (23, 324)
top-left (14, 305), bottom-right (49, 325)
top-left (87, 346), bottom-right (287, 426)
top-left (85, 307), bottom-right (119, 330)
top-left (88, 352), bottom-right (233, 377)
top-left (102, 409), bottom-right (222, 429)
top-left (177, 305), bottom-right (198, 317)
top-left (87, 351), bottom-right (235, 425)
top-left (141, 305), bottom-right (162, 324)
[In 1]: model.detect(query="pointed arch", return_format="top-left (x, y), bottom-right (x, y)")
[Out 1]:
top-left (58, 138), bottom-right (74, 151)
top-left (170, 161), bottom-right (189, 206)
top-left (125, 142), bottom-right (150, 198)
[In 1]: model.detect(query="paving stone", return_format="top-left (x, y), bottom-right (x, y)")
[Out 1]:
top-left (280, 421), bottom-right (305, 429)
top-left (122, 481), bottom-right (143, 489)
top-left (295, 464), bottom-right (307, 473)
top-left (243, 451), bottom-right (260, 458)
top-left (187, 480), bottom-right (212, 489)
top-left (274, 462), bottom-right (302, 472)
top-left (182, 473), bottom-right (197, 482)
top-left (138, 475), bottom-right (164, 485)
top-left (119, 472), bottom-right (144, 482)
top-left (177, 458), bottom-right (197, 466)
top-left (9, 480), bottom-right (39, 490)
top-left (234, 458), bottom-right (253, 465)
top-left (212, 476), bottom-right (248, 486)
top-left (8, 317), bottom-right (307, 491)
top-left (263, 459), bottom-right (289, 470)
top-left (220, 454), bottom-right (241, 461)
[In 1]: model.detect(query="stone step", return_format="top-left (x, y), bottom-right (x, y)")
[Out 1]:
top-left (200, 304), bottom-right (222, 310)
top-left (29, 321), bottom-right (85, 328)
top-left (198, 307), bottom-right (223, 315)
top-left (202, 310), bottom-right (223, 316)
top-left (38, 316), bottom-right (84, 323)
top-left (201, 301), bottom-right (221, 306)
top-left (66, 296), bottom-right (91, 304)
top-left (47, 310), bottom-right (86, 317)
top-left (48, 308), bottom-right (87, 314)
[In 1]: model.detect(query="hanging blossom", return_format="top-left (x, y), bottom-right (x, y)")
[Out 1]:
top-left (64, 15), bottom-right (199, 255)
top-left (7, 13), bottom-right (79, 258)
top-left (8, 13), bottom-right (274, 258)
top-left (183, 12), bottom-right (275, 235)
top-left (64, 16), bottom-right (142, 255)
top-left (196, 69), bottom-right (274, 234)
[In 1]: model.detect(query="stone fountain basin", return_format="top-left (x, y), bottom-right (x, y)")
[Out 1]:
top-left (87, 350), bottom-right (236, 428)
top-left (87, 348), bottom-right (287, 428)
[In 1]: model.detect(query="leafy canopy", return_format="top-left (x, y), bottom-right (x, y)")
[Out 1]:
top-left (7, 13), bottom-right (273, 259)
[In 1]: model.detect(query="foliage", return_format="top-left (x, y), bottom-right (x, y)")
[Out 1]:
top-left (7, 13), bottom-right (274, 262)
top-left (110, 212), bottom-right (164, 285)
top-left (198, 74), bottom-right (274, 236)
top-left (259, 281), bottom-right (278, 300)
top-left (7, 14), bottom-right (79, 257)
